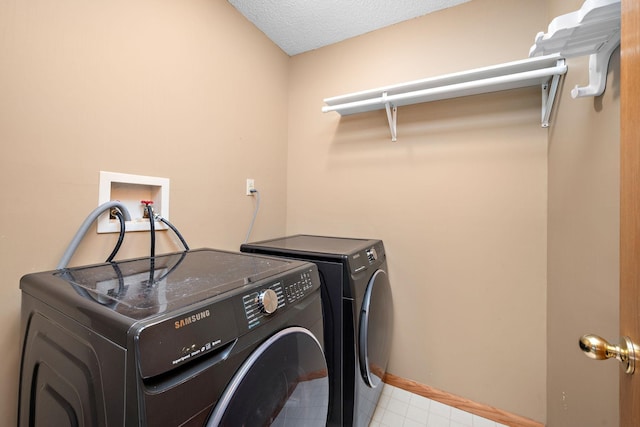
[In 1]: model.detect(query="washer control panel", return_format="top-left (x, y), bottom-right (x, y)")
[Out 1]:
top-left (243, 283), bottom-right (285, 329)
top-left (242, 268), bottom-right (317, 329)
top-left (283, 270), bottom-right (314, 303)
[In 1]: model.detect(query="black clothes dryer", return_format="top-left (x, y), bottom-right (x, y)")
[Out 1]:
top-left (241, 235), bottom-right (393, 427)
top-left (18, 249), bottom-right (328, 426)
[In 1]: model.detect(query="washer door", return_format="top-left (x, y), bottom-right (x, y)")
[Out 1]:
top-left (207, 327), bottom-right (328, 427)
top-left (359, 269), bottom-right (393, 388)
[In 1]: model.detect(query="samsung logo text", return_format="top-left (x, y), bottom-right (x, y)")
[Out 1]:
top-left (175, 310), bottom-right (211, 329)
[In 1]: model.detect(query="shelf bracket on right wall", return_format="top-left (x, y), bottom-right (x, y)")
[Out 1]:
top-left (529, 0), bottom-right (621, 99)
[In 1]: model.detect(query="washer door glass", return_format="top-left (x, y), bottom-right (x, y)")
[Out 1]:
top-left (207, 326), bottom-right (328, 427)
top-left (359, 269), bottom-right (393, 388)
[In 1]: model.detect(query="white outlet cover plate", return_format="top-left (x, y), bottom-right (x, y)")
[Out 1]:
top-left (98, 171), bottom-right (170, 233)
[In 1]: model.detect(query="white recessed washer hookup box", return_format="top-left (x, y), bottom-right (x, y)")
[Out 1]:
top-left (98, 171), bottom-right (170, 234)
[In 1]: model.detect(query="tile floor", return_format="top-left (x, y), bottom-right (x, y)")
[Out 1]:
top-left (370, 384), bottom-right (509, 427)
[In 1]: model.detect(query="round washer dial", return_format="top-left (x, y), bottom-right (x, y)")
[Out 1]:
top-left (259, 289), bottom-right (279, 314)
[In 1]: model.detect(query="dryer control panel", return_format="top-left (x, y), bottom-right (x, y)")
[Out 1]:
top-left (348, 242), bottom-right (386, 276)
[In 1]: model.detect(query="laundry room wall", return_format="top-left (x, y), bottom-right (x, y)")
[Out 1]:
top-left (287, 0), bottom-right (549, 423)
top-left (0, 0), bottom-right (289, 424)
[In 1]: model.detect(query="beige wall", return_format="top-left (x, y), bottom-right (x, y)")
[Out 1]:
top-left (0, 0), bottom-right (289, 424)
top-left (287, 0), bottom-right (548, 422)
top-left (546, 1), bottom-right (621, 426)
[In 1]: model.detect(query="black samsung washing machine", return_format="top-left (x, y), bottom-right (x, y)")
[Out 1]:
top-left (18, 248), bottom-right (328, 426)
top-left (241, 235), bottom-right (393, 427)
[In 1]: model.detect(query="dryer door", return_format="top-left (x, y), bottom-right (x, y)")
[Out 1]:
top-left (359, 269), bottom-right (393, 388)
top-left (206, 327), bottom-right (328, 427)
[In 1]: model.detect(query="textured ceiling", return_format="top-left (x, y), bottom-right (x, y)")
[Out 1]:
top-left (227, 0), bottom-right (472, 56)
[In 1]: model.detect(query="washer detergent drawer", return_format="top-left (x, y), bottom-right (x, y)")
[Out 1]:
top-left (135, 299), bottom-right (239, 379)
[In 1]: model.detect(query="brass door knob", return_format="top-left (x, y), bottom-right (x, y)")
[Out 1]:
top-left (579, 334), bottom-right (637, 374)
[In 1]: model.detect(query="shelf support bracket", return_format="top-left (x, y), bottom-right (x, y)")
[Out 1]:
top-left (383, 92), bottom-right (398, 142)
top-left (541, 59), bottom-right (564, 128)
top-left (570, 34), bottom-right (620, 99)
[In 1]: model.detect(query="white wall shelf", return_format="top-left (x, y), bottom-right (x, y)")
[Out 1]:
top-left (529, 0), bottom-right (620, 99)
top-left (322, 54), bottom-right (567, 142)
top-left (322, 0), bottom-right (619, 142)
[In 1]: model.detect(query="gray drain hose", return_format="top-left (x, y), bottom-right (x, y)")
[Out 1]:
top-left (57, 201), bottom-right (132, 269)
